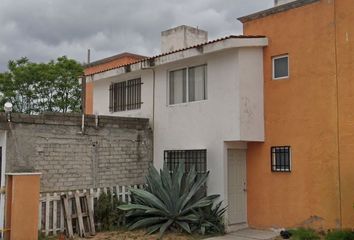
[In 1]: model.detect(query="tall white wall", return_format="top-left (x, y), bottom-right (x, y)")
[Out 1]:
top-left (153, 48), bottom-right (264, 199)
top-left (238, 48), bottom-right (264, 141)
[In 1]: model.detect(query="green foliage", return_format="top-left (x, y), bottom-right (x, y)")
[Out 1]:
top-left (288, 228), bottom-right (321, 240)
top-left (95, 191), bottom-right (125, 231)
top-left (118, 163), bottom-right (225, 238)
top-left (325, 230), bottom-right (354, 240)
top-left (0, 56), bottom-right (83, 114)
top-left (193, 201), bottom-right (226, 235)
top-left (37, 231), bottom-right (57, 240)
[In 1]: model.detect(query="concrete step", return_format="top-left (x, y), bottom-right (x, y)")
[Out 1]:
top-left (207, 228), bottom-right (279, 240)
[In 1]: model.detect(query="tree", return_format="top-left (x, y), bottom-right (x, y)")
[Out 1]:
top-left (0, 56), bottom-right (83, 114)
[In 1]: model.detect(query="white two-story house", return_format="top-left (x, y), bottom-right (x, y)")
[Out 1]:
top-left (85, 25), bottom-right (267, 227)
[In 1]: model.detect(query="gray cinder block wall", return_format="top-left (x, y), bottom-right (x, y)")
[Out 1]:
top-left (0, 113), bottom-right (152, 192)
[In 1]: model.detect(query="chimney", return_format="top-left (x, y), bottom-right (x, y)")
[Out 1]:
top-left (274, 0), bottom-right (296, 6)
top-left (161, 25), bottom-right (208, 53)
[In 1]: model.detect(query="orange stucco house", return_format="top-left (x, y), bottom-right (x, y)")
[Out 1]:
top-left (239, 0), bottom-right (354, 229)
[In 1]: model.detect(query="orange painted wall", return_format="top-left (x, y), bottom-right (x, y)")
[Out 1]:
top-left (5, 174), bottom-right (41, 240)
top-left (83, 56), bottom-right (143, 114)
top-left (243, 0), bottom-right (348, 229)
top-left (335, 0), bottom-right (354, 228)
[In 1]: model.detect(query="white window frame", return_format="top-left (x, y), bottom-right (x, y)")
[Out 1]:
top-left (272, 54), bottom-right (289, 80)
top-left (168, 64), bottom-right (207, 106)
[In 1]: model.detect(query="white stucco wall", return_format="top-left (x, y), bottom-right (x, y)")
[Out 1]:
top-left (92, 70), bottom-right (154, 124)
top-left (153, 48), bottom-right (264, 200)
top-left (238, 48), bottom-right (265, 141)
top-left (90, 44), bottom-right (265, 202)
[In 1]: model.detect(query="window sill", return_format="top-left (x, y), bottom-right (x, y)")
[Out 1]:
top-left (110, 108), bottom-right (142, 113)
top-left (272, 76), bottom-right (290, 80)
top-left (272, 169), bottom-right (291, 173)
top-left (168, 99), bottom-right (207, 107)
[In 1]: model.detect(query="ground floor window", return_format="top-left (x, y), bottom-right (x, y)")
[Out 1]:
top-left (271, 146), bottom-right (291, 172)
top-left (163, 149), bottom-right (207, 174)
top-left (164, 149), bottom-right (207, 195)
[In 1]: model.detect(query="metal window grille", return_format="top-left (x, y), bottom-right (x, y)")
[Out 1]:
top-left (164, 149), bottom-right (207, 174)
top-left (164, 149), bottom-right (207, 196)
top-left (109, 78), bottom-right (142, 112)
top-left (271, 146), bottom-right (291, 172)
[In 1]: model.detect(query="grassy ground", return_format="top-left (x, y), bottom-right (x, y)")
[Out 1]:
top-left (73, 230), bottom-right (203, 240)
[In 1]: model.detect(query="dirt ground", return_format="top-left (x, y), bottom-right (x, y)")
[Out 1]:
top-left (72, 230), bottom-right (203, 240)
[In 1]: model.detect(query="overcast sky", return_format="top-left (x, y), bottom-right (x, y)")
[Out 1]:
top-left (0, 0), bottom-right (273, 71)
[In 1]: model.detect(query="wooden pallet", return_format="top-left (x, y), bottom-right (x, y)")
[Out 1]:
top-left (61, 193), bottom-right (95, 238)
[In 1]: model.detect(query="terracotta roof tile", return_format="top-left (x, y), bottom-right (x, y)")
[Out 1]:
top-left (85, 35), bottom-right (265, 76)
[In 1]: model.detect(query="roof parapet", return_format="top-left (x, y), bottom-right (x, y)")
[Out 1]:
top-left (238, 0), bottom-right (320, 23)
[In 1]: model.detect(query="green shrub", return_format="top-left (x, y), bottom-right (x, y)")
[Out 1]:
top-left (94, 191), bottom-right (124, 231)
top-left (118, 163), bottom-right (225, 238)
top-left (325, 230), bottom-right (354, 240)
top-left (288, 228), bottom-right (320, 240)
top-left (193, 201), bottom-right (226, 235)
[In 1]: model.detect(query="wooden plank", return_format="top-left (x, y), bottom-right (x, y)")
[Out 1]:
top-left (61, 194), bottom-right (74, 238)
top-left (122, 186), bottom-right (126, 203)
top-left (38, 201), bottom-right (42, 231)
top-left (60, 198), bottom-right (65, 232)
top-left (85, 193), bottom-right (96, 235)
top-left (89, 188), bottom-right (94, 212)
top-left (74, 192), bottom-right (86, 237)
top-left (53, 193), bottom-right (57, 235)
top-left (45, 193), bottom-right (50, 236)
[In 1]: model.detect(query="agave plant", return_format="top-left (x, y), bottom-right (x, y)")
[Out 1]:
top-left (118, 163), bottom-right (220, 238)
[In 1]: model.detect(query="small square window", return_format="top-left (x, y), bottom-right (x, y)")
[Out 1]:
top-left (272, 55), bottom-right (289, 79)
top-left (271, 146), bottom-right (291, 172)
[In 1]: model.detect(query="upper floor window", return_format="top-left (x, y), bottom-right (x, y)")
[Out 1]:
top-left (109, 78), bottom-right (142, 112)
top-left (272, 55), bottom-right (289, 80)
top-left (169, 64), bottom-right (207, 105)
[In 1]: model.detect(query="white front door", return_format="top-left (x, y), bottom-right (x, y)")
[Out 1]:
top-left (227, 149), bottom-right (247, 225)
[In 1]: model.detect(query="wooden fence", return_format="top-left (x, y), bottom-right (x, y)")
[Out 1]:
top-left (38, 184), bottom-right (144, 236)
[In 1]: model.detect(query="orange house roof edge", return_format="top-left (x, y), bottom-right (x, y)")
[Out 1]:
top-left (84, 52), bottom-right (147, 68)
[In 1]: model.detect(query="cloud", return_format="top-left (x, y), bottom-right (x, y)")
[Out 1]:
top-left (0, 0), bottom-right (273, 71)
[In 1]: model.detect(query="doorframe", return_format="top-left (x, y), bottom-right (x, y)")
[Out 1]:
top-left (224, 141), bottom-right (248, 229)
